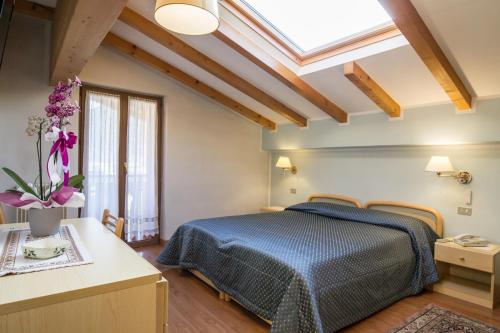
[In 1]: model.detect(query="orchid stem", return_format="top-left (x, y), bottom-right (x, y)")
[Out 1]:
top-left (37, 123), bottom-right (44, 200)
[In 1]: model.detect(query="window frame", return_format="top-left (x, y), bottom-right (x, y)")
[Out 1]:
top-left (79, 84), bottom-right (163, 247)
top-left (220, 0), bottom-right (401, 65)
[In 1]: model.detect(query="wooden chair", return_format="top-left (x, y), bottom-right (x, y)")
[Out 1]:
top-left (0, 204), bottom-right (5, 224)
top-left (101, 209), bottom-right (124, 238)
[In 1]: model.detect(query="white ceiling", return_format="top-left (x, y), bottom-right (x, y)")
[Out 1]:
top-left (111, 21), bottom-right (290, 124)
top-left (412, 0), bottom-right (500, 99)
top-left (297, 45), bottom-right (450, 114)
top-left (114, 0), bottom-right (500, 125)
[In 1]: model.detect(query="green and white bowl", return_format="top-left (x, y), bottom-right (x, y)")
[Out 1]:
top-left (22, 238), bottom-right (71, 259)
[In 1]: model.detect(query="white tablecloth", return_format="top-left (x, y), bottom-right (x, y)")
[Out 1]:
top-left (0, 224), bottom-right (93, 276)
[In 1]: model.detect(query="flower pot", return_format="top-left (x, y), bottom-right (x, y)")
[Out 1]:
top-left (27, 208), bottom-right (65, 237)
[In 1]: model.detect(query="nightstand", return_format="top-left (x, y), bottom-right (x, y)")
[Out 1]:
top-left (433, 241), bottom-right (500, 308)
top-left (260, 206), bottom-right (285, 212)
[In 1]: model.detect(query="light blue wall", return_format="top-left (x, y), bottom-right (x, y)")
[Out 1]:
top-left (265, 98), bottom-right (500, 243)
top-left (263, 98), bottom-right (500, 150)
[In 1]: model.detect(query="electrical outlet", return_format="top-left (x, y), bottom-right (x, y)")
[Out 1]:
top-left (290, 188), bottom-right (296, 194)
top-left (457, 207), bottom-right (472, 216)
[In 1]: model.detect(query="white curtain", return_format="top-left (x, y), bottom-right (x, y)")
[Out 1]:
top-left (125, 97), bottom-right (159, 242)
top-left (82, 92), bottom-right (120, 221)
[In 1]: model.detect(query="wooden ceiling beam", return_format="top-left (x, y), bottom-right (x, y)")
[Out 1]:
top-left (344, 62), bottom-right (400, 117)
top-left (213, 20), bottom-right (348, 123)
top-left (118, 7), bottom-right (307, 127)
top-left (14, 0), bottom-right (54, 20)
top-left (50, 0), bottom-right (127, 84)
top-left (103, 33), bottom-right (276, 130)
top-left (377, 0), bottom-right (472, 110)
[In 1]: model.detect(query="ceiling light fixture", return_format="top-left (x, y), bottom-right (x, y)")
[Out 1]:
top-left (154, 0), bottom-right (220, 36)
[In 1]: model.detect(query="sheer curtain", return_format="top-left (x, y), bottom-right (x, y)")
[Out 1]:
top-left (82, 91), bottom-right (120, 220)
top-left (125, 97), bottom-right (159, 242)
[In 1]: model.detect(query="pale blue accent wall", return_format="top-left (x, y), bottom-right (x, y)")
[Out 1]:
top-left (265, 99), bottom-right (500, 243)
top-left (263, 98), bottom-right (500, 150)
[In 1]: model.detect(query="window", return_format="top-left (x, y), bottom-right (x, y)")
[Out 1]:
top-left (222, 0), bottom-right (398, 65)
top-left (82, 91), bottom-right (121, 222)
top-left (79, 86), bottom-right (162, 245)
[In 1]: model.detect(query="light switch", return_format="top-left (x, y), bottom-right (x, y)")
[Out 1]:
top-left (290, 188), bottom-right (296, 194)
top-left (465, 190), bottom-right (472, 205)
top-left (457, 207), bottom-right (472, 216)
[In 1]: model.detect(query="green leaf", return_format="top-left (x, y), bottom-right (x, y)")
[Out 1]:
top-left (56, 175), bottom-right (85, 192)
top-left (1, 167), bottom-right (39, 198)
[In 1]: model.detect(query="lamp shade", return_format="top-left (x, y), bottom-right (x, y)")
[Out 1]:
top-left (276, 156), bottom-right (292, 169)
top-left (154, 0), bottom-right (219, 35)
top-left (425, 156), bottom-right (455, 172)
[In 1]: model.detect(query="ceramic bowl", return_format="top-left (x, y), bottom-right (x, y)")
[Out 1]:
top-left (22, 238), bottom-right (71, 259)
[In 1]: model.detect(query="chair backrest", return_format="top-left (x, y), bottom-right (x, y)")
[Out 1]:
top-left (16, 208), bottom-right (28, 223)
top-left (101, 209), bottom-right (124, 238)
top-left (0, 204), bottom-right (5, 224)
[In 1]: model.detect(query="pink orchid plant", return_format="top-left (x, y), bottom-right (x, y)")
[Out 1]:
top-left (0, 77), bottom-right (85, 210)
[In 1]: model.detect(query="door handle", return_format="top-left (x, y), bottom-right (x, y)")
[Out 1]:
top-left (124, 162), bottom-right (128, 174)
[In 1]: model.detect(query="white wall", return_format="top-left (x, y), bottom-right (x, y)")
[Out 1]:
top-left (263, 98), bottom-right (500, 150)
top-left (270, 146), bottom-right (500, 243)
top-left (265, 93), bottom-right (500, 245)
top-left (79, 46), bottom-right (269, 239)
top-left (0, 14), bottom-right (270, 239)
top-left (0, 14), bottom-right (57, 221)
top-left (7, 12), bottom-right (499, 246)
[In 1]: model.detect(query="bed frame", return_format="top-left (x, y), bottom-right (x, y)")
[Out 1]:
top-left (188, 195), bottom-right (443, 325)
top-left (308, 193), bottom-right (362, 208)
top-left (365, 200), bottom-right (443, 237)
top-left (188, 269), bottom-right (273, 323)
top-left (189, 194), bottom-right (361, 324)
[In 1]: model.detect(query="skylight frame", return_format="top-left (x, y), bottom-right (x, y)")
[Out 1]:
top-left (220, 0), bottom-right (401, 65)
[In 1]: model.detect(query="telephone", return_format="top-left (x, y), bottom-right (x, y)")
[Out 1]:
top-left (436, 234), bottom-right (490, 247)
top-left (454, 234), bottom-right (477, 241)
top-left (453, 234), bottom-right (489, 247)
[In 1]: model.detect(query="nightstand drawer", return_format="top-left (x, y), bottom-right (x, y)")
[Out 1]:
top-left (435, 244), bottom-right (493, 273)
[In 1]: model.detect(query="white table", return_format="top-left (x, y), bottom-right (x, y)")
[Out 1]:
top-left (0, 218), bottom-right (168, 333)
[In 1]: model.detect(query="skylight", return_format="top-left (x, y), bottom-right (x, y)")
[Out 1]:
top-left (240, 0), bottom-right (393, 53)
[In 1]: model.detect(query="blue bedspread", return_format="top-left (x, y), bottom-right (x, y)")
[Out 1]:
top-left (158, 202), bottom-right (439, 332)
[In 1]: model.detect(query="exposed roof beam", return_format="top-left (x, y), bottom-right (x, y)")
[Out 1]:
top-left (50, 0), bottom-right (127, 84)
top-left (344, 62), bottom-right (400, 117)
top-left (14, 0), bottom-right (53, 20)
top-left (213, 20), bottom-right (348, 123)
top-left (103, 33), bottom-right (276, 130)
top-left (377, 0), bottom-right (472, 110)
top-left (119, 7), bottom-right (307, 127)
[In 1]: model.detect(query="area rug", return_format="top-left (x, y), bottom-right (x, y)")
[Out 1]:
top-left (391, 305), bottom-right (499, 333)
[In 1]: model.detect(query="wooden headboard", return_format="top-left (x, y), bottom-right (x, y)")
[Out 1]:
top-left (364, 201), bottom-right (443, 237)
top-left (308, 193), bottom-right (362, 208)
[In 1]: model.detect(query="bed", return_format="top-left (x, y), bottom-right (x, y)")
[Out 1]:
top-left (158, 194), bottom-right (443, 332)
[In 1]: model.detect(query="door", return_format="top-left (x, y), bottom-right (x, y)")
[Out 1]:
top-left (80, 86), bottom-right (162, 246)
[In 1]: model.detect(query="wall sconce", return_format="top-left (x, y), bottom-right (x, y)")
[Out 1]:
top-left (276, 156), bottom-right (297, 175)
top-left (425, 156), bottom-right (472, 184)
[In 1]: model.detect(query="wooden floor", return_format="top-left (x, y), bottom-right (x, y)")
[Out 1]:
top-left (137, 244), bottom-right (500, 333)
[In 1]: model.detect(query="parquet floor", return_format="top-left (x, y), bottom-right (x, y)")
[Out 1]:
top-left (137, 244), bottom-right (500, 333)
